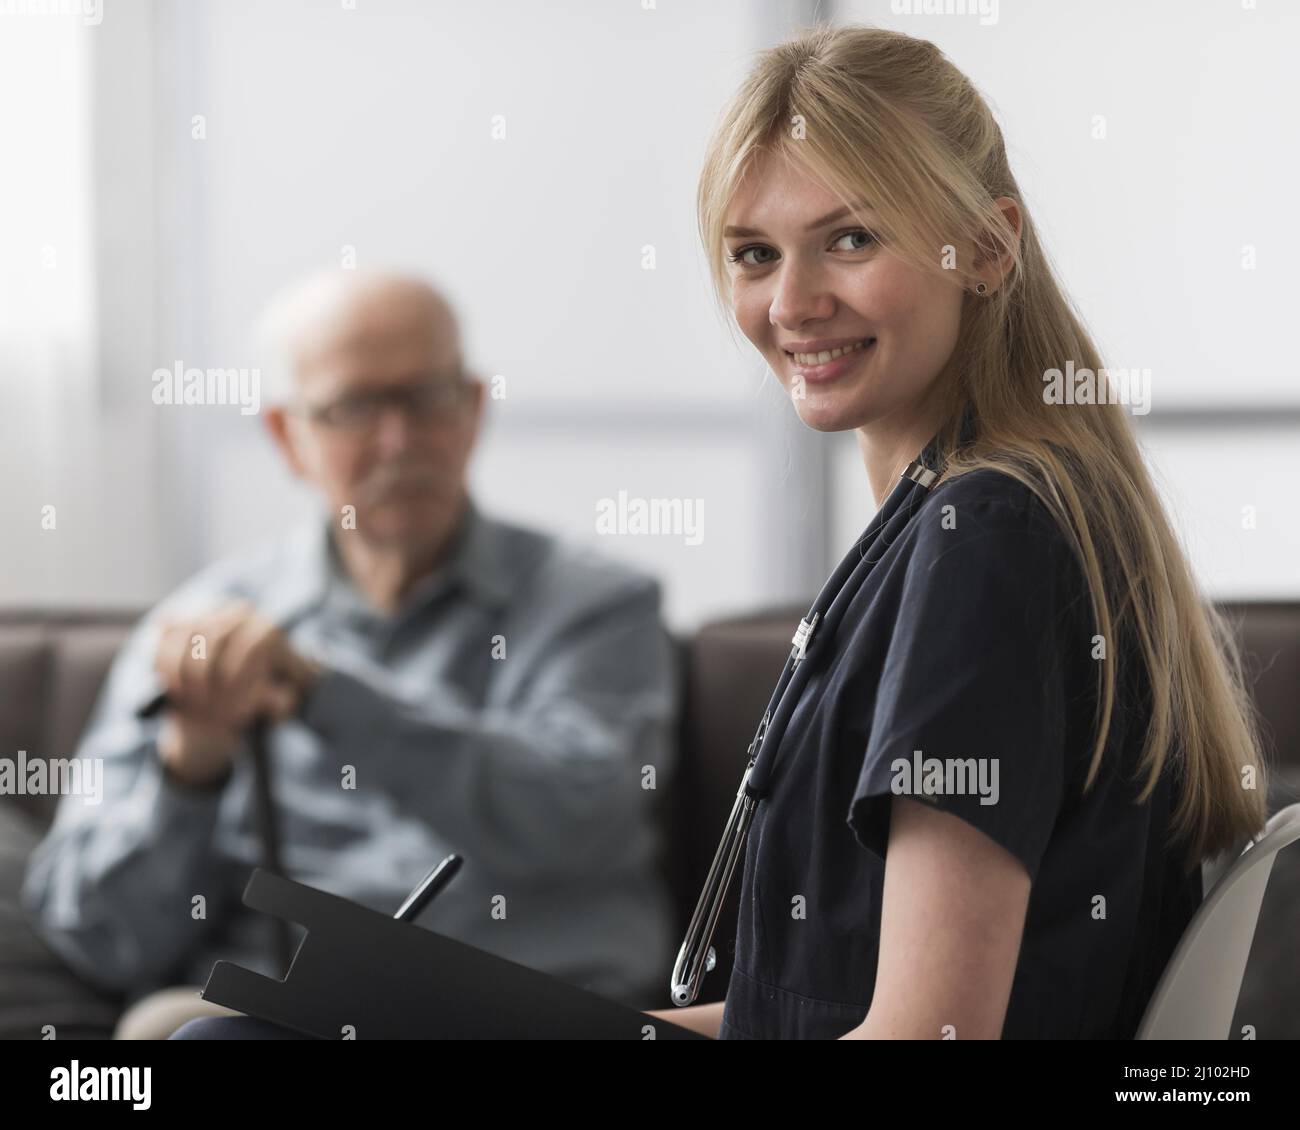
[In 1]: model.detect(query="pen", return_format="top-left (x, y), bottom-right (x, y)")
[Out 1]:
top-left (394, 854), bottom-right (463, 923)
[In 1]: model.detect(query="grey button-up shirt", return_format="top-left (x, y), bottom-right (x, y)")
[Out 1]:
top-left (22, 499), bottom-right (678, 1007)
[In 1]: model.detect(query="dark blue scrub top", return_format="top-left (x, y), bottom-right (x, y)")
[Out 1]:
top-left (717, 467), bottom-right (1202, 1040)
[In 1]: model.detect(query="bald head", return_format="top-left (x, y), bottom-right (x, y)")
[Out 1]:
top-left (259, 268), bottom-right (485, 562)
top-left (259, 270), bottom-right (462, 406)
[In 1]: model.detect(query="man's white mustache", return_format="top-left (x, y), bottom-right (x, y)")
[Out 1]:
top-left (360, 470), bottom-right (445, 501)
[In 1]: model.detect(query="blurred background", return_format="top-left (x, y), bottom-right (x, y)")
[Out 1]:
top-left (2, 0), bottom-right (1297, 628)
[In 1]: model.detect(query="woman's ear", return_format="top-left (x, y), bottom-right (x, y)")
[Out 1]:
top-left (973, 196), bottom-right (1023, 292)
top-left (995, 195), bottom-right (1023, 244)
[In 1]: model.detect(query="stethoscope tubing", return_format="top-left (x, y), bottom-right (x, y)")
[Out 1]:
top-left (669, 451), bottom-right (942, 1007)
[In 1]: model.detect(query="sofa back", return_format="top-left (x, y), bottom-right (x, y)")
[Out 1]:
top-left (0, 612), bottom-right (142, 825)
top-left (3, 604), bottom-right (1298, 1007)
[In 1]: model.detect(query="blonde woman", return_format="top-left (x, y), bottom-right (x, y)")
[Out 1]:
top-left (647, 24), bottom-right (1270, 1041)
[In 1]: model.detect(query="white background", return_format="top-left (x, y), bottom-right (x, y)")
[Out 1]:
top-left (2, 0), bottom-right (1296, 626)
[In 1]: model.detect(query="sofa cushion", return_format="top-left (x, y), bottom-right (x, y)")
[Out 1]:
top-left (0, 627), bottom-right (52, 824)
top-left (0, 802), bottom-right (122, 1039)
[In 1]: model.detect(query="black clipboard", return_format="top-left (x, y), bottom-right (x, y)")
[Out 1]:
top-left (200, 869), bottom-right (705, 1040)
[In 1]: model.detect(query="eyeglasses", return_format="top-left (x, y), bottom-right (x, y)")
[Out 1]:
top-left (299, 377), bottom-right (470, 432)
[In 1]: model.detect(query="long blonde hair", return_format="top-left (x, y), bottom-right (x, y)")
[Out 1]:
top-left (697, 24), bottom-right (1269, 873)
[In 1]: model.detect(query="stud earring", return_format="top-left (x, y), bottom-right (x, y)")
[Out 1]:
top-left (974, 282), bottom-right (988, 295)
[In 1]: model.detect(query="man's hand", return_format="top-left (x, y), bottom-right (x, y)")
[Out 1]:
top-left (152, 600), bottom-right (322, 787)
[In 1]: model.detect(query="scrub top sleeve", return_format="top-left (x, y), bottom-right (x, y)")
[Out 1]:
top-left (847, 492), bottom-right (1078, 885)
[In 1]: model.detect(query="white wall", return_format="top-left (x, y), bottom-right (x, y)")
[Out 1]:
top-left (152, 0), bottom-right (831, 630)
top-left (6, 0), bottom-right (1297, 622)
top-left (830, 0), bottom-right (1300, 599)
top-left (0, 6), bottom-right (167, 607)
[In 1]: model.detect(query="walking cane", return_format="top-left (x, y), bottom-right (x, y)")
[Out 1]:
top-left (246, 713), bottom-right (296, 973)
top-left (140, 693), bottom-right (296, 974)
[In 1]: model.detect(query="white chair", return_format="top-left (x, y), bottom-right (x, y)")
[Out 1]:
top-left (1136, 802), bottom-right (1300, 1039)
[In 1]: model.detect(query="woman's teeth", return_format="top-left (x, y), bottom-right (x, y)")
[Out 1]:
top-left (790, 339), bottom-right (873, 365)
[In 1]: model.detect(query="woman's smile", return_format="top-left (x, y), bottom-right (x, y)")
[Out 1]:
top-left (784, 336), bottom-right (876, 383)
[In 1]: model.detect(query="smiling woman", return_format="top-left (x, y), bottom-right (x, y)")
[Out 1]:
top-left (658, 23), bottom-right (1273, 1041)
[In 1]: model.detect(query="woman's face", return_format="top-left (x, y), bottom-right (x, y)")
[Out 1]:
top-left (724, 152), bottom-right (967, 435)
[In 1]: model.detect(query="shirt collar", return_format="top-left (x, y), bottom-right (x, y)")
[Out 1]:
top-left (261, 495), bottom-right (513, 631)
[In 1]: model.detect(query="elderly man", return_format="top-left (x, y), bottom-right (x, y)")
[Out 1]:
top-left (22, 271), bottom-right (678, 1038)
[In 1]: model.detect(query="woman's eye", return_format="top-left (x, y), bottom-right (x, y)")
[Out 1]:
top-left (727, 245), bottom-right (777, 267)
top-left (832, 229), bottom-right (876, 252)
top-left (727, 229), bottom-right (875, 268)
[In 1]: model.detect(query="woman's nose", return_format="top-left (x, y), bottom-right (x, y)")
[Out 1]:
top-left (768, 261), bottom-right (835, 329)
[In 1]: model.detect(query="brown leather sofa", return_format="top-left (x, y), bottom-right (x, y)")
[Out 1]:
top-left (1, 605), bottom-right (1297, 1038)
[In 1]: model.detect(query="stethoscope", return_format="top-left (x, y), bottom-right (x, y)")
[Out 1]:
top-left (670, 440), bottom-right (946, 1007)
